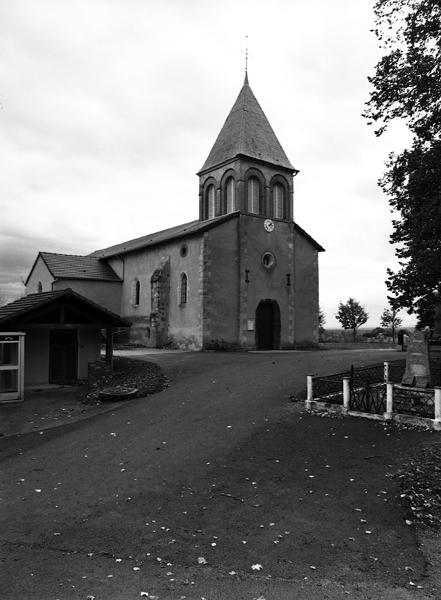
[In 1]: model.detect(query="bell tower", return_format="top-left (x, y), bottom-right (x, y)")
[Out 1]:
top-left (197, 73), bottom-right (298, 223)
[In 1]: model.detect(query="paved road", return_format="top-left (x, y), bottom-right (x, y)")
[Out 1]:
top-left (1, 349), bottom-right (437, 599)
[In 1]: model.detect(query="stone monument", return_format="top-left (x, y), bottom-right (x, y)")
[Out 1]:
top-left (401, 329), bottom-right (432, 388)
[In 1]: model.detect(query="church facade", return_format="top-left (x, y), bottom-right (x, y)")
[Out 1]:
top-left (26, 74), bottom-right (324, 351)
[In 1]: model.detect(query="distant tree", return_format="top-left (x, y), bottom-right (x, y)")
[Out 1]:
top-left (318, 308), bottom-right (326, 336)
top-left (336, 298), bottom-right (369, 342)
top-left (380, 307), bottom-right (402, 343)
top-left (364, 0), bottom-right (441, 327)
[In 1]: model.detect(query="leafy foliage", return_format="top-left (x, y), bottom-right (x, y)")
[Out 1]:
top-left (335, 298), bottom-right (369, 341)
top-left (364, 0), bottom-right (441, 324)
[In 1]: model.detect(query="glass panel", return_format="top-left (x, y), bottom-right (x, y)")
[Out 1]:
top-left (0, 369), bottom-right (18, 393)
top-left (0, 342), bottom-right (19, 366)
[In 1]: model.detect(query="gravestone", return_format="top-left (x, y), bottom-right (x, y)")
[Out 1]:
top-left (401, 329), bottom-right (431, 388)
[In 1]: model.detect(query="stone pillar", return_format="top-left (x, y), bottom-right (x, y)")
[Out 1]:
top-left (384, 382), bottom-right (394, 420)
top-left (306, 375), bottom-right (313, 409)
top-left (343, 377), bottom-right (350, 413)
top-left (433, 387), bottom-right (441, 430)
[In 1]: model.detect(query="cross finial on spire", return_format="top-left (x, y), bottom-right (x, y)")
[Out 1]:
top-left (244, 34), bottom-right (249, 84)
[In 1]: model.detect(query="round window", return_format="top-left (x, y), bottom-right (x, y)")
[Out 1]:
top-left (262, 251), bottom-right (276, 269)
top-left (180, 244), bottom-right (188, 257)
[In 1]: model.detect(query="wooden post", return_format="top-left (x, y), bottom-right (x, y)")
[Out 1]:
top-left (105, 327), bottom-right (113, 367)
top-left (384, 361), bottom-right (390, 382)
top-left (384, 382), bottom-right (394, 420)
top-left (306, 375), bottom-right (313, 409)
top-left (343, 377), bottom-right (350, 413)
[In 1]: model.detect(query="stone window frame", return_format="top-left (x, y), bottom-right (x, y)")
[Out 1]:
top-left (220, 169), bottom-right (237, 215)
top-left (244, 168), bottom-right (265, 216)
top-left (269, 174), bottom-right (289, 220)
top-left (179, 272), bottom-right (188, 306)
top-left (133, 279), bottom-right (141, 307)
top-left (202, 177), bottom-right (218, 220)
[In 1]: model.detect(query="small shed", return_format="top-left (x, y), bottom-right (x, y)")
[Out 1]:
top-left (0, 289), bottom-right (130, 388)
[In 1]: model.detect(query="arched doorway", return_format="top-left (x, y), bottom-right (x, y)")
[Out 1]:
top-left (255, 300), bottom-right (281, 350)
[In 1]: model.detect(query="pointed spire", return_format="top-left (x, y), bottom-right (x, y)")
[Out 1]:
top-left (198, 77), bottom-right (294, 173)
top-left (244, 34), bottom-right (249, 85)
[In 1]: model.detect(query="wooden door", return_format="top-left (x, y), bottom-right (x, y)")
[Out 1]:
top-left (49, 329), bottom-right (78, 383)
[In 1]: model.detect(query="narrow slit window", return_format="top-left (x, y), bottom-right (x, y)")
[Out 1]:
top-left (180, 273), bottom-right (188, 305)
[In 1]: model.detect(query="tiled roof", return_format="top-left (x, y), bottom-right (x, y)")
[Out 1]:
top-left (90, 212), bottom-right (239, 259)
top-left (199, 74), bottom-right (294, 173)
top-left (0, 289), bottom-right (129, 326)
top-left (39, 252), bottom-right (121, 281)
top-left (90, 211), bottom-right (324, 258)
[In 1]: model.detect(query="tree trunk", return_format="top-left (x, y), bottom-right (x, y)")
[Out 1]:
top-left (353, 328), bottom-right (356, 342)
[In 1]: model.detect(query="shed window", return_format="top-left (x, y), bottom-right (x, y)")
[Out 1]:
top-left (180, 273), bottom-right (188, 305)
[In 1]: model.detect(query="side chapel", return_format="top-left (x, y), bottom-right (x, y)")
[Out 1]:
top-left (26, 73), bottom-right (324, 350)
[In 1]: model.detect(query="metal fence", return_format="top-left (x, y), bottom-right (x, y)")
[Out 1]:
top-left (349, 382), bottom-right (386, 414)
top-left (309, 359), bottom-right (439, 420)
top-left (392, 386), bottom-right (435, 419)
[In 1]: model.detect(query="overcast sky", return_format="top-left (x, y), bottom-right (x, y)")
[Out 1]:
top-left (0, 0), bottom-right (414, 327)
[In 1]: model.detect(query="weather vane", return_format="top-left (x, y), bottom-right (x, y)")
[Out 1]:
top-left (245, 34), bottom-right (248, 73)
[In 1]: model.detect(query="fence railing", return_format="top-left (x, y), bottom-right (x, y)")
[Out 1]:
top-left (306, 360), bottom-right (441, 426)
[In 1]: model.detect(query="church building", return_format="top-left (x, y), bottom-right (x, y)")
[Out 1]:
top-left (25, 73), bottom-right (324, 351)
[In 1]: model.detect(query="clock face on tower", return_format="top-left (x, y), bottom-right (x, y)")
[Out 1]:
top-left (264, 219), bottom-right (274, 232)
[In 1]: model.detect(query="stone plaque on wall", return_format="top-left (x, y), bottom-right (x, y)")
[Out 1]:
top-left (401, 330), bottom-right (431, 388)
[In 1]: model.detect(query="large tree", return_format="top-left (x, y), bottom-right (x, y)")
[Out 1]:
top-left (364, 0), bottom-right (441, 326)
top-left (336, 298), bottom-right (369, 342)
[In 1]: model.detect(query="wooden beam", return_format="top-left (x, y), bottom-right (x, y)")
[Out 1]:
top-left (105, 327), bottom-right (113, 367)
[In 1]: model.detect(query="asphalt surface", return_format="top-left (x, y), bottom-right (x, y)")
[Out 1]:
top-left (1, 349), bottom-right (439, 599)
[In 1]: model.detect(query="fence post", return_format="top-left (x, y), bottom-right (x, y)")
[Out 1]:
top-left (343, 377), bottom-right (350, 413)
top-left (306, 375), bottom-right (313, 409)
top-left (433, 387), bottom-right (441, 430)
top-left (384, 361), bottom-right (390, 382)
top-left (384, 382), bottom-right (394, 420)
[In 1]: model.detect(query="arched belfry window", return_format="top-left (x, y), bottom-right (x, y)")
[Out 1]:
top-left (247, 176), bottom-right (262, 215)
top-left (273, 183), bottom-right (286, 219)
top-left (205, 184), bottom-right (216, 220)
top-left (180, 273), bottom-right (188, 305)
top-left (37, 281), bottom-right (43, 293)
top-left (225, 176), bottom-right (236, 213)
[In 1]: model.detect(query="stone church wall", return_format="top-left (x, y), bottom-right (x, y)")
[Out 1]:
top-left (51, 279), bottom-right (122, 315)
top-left (200, 219), bottom-right (240, 349)
top-left (237, 215), bottom-right (295, 349)
top-left (114, 236), bottom-right (203, 349)
top-left (293, 231), bottom-right (319, 346)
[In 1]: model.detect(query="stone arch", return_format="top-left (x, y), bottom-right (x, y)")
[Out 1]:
top-left (244, 168), bottom-right (265, 215)
top-left (269, 174), bottom-right (290, 220)
top-left (255, 299), bottom-right (281, 350)
top-left (220, 169), bottom-right (238, 215)
top-left (202, 177), bottom-right (218, 220)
